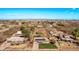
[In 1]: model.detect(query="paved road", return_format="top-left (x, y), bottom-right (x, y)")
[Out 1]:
top-left (32, 42), bottom-right (39, 50)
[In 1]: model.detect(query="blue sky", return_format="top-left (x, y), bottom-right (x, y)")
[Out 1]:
top-left (0, 8), bottom-right (79, 19)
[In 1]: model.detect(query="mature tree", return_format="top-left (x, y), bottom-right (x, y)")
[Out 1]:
top-left (72, 28), bottom-right (79, 38)
top-left (20, 26), bottom-right (25, 31)
top-left (21, 29), bottom-right (31, 38)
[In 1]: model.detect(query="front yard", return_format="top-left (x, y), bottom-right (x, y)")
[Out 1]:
top-left (39, 43), bottom-right (57, 49)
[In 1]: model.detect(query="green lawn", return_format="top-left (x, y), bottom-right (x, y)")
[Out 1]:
top-left (39, 43), bottom-right (57, 49)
